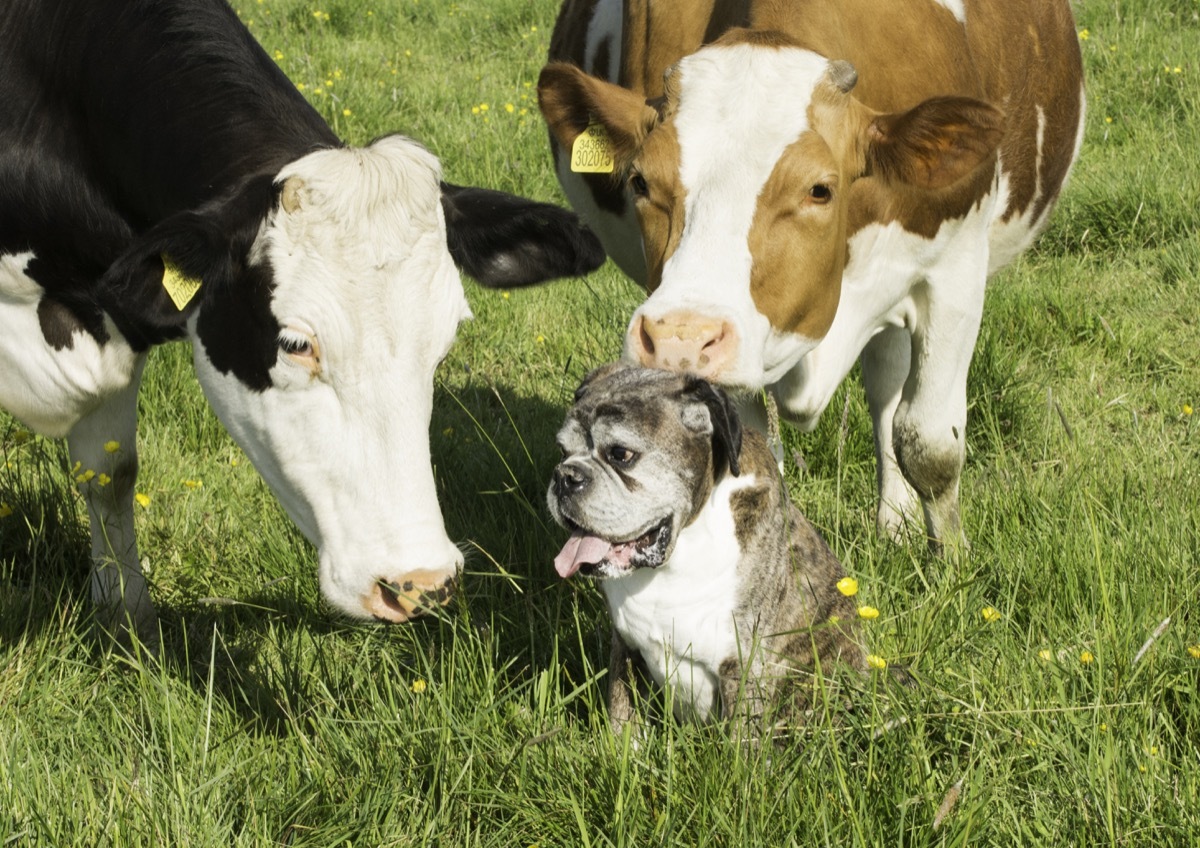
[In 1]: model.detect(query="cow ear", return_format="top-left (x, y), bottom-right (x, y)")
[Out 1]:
top-left (440, 183), bottom-right (605, 287)
top-left (865, 96), bottom-right (1005, 190)
top-left (680, 376), bottom-right (743, 478)
top-left (538, 62), bottom-right (661, 168)
top-left (97, 175), bottom-right (277, 347)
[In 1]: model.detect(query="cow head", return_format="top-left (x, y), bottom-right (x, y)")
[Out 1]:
top-left (539, 29), bottom-right (1003, 389)
top-left (98, 134), bottom-right (602, 622)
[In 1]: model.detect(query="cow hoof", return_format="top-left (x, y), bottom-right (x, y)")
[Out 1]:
top-left (367, 572), bottom-right (457, 622)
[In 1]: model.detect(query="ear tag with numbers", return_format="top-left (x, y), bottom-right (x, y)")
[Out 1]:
top-left (570, 124), bottom-right (615, 174)
top-left (161, 255), bottom-right (202, 311)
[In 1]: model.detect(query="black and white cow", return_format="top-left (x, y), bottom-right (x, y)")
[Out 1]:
top-left (0, 0), bottom-right (604, 645)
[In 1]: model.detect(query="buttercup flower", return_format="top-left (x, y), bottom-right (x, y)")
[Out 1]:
top-left (982, 606), bottom-right (1002, 623)
top-left (411, 679), bottom-right (427, 694)
top-left (858, 605), bottom-right (880, 620)
top-left (866, 655), bottom-right (887, 670)
top-left (836, 577), bottom-right (858, 596)
top-left (1187, 644), bottom-right (1200, 659)
top-left (103, 440), bottom-right (120, 453)
top-left (1038, 649), bottom-right (1053, 662)
top-left (1080, 650), bottom-right (1094, 664)
top-left (97, 473), bottom-right (111, 487)
top-left (135, 493), bottom-right (151, 508)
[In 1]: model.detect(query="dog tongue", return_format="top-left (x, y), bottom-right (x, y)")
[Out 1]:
top-left (554, 531), bottom-right (614, 579)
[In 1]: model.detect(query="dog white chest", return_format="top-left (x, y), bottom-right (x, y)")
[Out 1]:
top-left (602, 475), bottom-right (752, 723)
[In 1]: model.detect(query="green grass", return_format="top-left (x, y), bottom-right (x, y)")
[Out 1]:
top-left (2, 0), bottom-right (1198, 844)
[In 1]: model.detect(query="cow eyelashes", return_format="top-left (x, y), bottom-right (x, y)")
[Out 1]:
top-left (278, 323), bottom-right (321, 375)
top-left (629, 172), bottom-right (649, 198)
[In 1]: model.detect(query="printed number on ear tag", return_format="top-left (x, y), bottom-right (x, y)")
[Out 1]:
top-left (161, 255), bottom-right (202, 311)
top-left (571, 124), bottom-right (615, 174)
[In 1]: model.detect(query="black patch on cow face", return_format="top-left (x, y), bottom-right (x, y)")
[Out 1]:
top-left (194, 260), bottom-right (280, 392)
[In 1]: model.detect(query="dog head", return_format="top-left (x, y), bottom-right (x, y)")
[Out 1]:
top-left (548, 363), bottom-right (742, 579)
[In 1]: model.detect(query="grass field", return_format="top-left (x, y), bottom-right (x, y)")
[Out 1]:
top-left (2, 0), bottom-right (1198, 844)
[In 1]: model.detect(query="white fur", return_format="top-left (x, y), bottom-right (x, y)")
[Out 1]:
top-left (629, 44), bottom-right (829, 386)
top-left (933, 0), bottom-right (967, 24)
top-left (1, 135), bottom-right (472, 628)
top-left (0, 251), bottom-right (140, 438)
top-left (603, 472), bottom-right (757, 723)
top-left (196, 137), bottom-right (472, 618)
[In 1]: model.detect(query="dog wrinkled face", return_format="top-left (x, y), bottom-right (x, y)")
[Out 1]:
top-left (547, 364), bottom-right (741, 579)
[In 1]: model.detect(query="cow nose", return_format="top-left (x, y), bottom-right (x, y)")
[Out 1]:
top-left (366, 570), bottom-right (457, 622)
top-left (554, 463), bottom-right (590, 497)
top-left (629, 311), bottom-right (738, 378)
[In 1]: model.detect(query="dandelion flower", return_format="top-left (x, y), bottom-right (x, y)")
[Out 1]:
top-left (104, 440), bottom-right (121, 453)
top-left (866, 654), bottom-right (887, 670)
top-left (0, 502), bottom-right (12, 518)
top-left (135, 493), bottom-right (151, 508)
top-left (411, 679), bottom-right (427, 694)
top-left (982, 606), bottom-right (1002, 623)
top-left (836, 576), bottom-right (858, 596)
top-left (858, 605), bottom-right (880, 620)
top-left (1080, 650), bottom-right (1094, 664)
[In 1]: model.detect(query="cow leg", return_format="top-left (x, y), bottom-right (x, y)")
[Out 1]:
top-left (861, 326), bottom-right (921, 540)
top-left (67, 356), bottom-right (157, 650)
top-left (892, 276), bottom-right (986, 556)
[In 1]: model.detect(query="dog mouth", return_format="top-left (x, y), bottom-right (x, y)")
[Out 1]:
top-left (553, 517), bottom-right (673, 579)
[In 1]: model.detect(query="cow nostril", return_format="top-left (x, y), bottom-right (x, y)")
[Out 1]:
top-left (374, 572), bottom-right (456, 622)
top-left (638, 317), bottom-right (656, 358)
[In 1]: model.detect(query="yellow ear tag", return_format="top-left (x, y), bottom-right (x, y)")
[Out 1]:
top-left (570, 124), bottom-right (615, 174)
top-left (161, 255), bottom-right (202, 311)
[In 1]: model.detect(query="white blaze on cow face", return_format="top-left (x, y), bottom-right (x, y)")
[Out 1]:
top-left (623, 43), bottom-right (853, 387)
top-left (193, 137), bottom-right (471, 622)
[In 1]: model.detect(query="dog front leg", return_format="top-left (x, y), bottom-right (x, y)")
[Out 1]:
top-left (607, 631), bottom-right (646, 735)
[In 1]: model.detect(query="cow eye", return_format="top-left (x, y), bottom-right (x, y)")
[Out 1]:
top-left (809, 183), bottom-right (833, 204)
top-left (278, 323), bottom-right (321, 374)
top-left (629, 172), bottom-right (649, 198)
top-left (606, 445), bottom-right (637, 467)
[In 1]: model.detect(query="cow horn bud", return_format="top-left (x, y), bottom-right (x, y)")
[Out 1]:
top-left (281, 176), bottom-right (304, 214)
top-left (827, 60), bottom-right (858, 93)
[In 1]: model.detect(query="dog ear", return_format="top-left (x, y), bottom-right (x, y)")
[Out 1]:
top-left (681, 376), bottom-right (743, 478)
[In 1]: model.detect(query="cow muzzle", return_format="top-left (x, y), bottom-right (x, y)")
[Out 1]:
top-left (364, 570), bottom-right (457, 622)
top-left (627, 311), bottom-right (738, 380)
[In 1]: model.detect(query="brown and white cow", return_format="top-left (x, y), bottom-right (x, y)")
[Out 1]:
top-left (538, 0), bottom-right (1085, 552)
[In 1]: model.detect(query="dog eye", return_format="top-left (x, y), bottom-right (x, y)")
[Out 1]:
top-left (606, 445), bottom-right (637, 467)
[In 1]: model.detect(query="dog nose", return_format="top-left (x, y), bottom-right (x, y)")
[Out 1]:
top-left (554, 463), bottom-right (590, 497)
top-left (627, 311), bottom-right (738, 379)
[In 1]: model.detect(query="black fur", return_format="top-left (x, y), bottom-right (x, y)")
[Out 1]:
top-left (681, 376), bottom-right (743, 478)
top-left (1, 0), bottom-right (604, 374)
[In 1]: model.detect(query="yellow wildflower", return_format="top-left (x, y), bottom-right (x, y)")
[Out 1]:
top-left (273, 49), bottom-right (284, 60)
top-left (1080, 650), bottom-right (1094, 664)
top-left (411, 679), bottom-right (427, 694)
top-left (1105, 116), bottom-right (1113, 124)
top-left (1078, 28), bottom-right (1089, 40)
top-left (536, 334), bottom-right (545, 344)
top-left (104, 440), bottom-right (120, 453)
top-left (135, 493), bottom-right (151, 508)
top-left (76, 469), bottom-right (96, 483)
top-left (982, 606), bottom-right (1002, 623)
top-left (1038, 649), bottom-right (1052, 662)
top-left (183, 479), bottom-right (203, 489)
top-left (858, 605), bottom-right (880, 620)
top-left (1098, 723), bottom-right (1108, 732)
top-left (342, 108), bottom-right (352, 117)
top-left (71, 460), bottom-right (82, 474)
top-left (1187, 644), bottom-right (1200, 659)
top-left (502, 291), bottom-right (510, 300)
top-left (866, 655), bottom-right (887, 670)
top-left (97, 473), bottom-right (111, 487)
top-left (479, 103), bottom-right (489, 112)
top-left (836, 577), bottom-right (858, 596)
top-left (505, 103), bottom-right (515, 113)
top-left (1183, 404), bottom-right (1193, 416)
